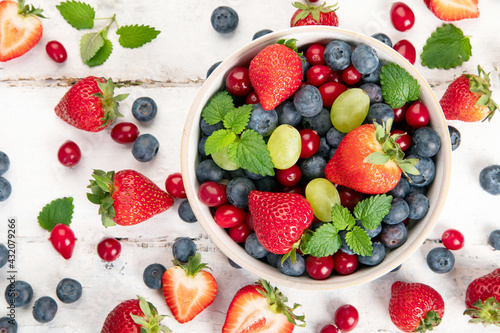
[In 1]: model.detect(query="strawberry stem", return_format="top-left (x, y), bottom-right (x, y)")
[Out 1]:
top-left (173, 253), bottom-right (210, 278)
top-left (87, 169), bottom-right (117, 227)
top-left (17, 0), bottom-right (45, 18)
top-left (130, 296), bottom-right (172, 333)
top-left (415, 310), bottom-right (442, 332)
top-left (464, 297), bottom-right (500, 327)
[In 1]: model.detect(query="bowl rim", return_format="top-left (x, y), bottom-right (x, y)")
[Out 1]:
top-left (181, 26), bottom-right (452, 290)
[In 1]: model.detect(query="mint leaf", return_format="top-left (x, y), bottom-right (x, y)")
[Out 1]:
top-left (56, 1), bottom-right (95, 30)
top-left (421, 24), bottom-right (472, 70)
top-left (204, 129), bottom-right (237, 155)
top-left (80, 31), bottom-right (105, 63)
top-left (380, 63), bottom-right (420, 109)
top-left (227, 130), bottom-right (274, 176)
top-left (224, 104), bottom-right (253, 134)
top-left (86, 38), bottom-right (113, 67)
top-left (331, 204), bottom-right (356, 231)
top-left (116, 24), bottom-right (161, 49)
top-left (302, 224), bottom-right (341, 257)
top-left (202, 92), bottom-right (235, 125)
top-left (345, 226), bottom-right (372, 256)
top-left (37, 197), bottom-right (74, 231)
top-left (353, 194), bottom-right (392, 230)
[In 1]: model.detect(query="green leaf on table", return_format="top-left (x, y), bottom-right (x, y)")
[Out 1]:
top-left (380, 63), bottom-right (420, 109)
top-left (204, 129), bottom-right (236, 155)
top-left (227, 130), bottom-right (274, 176)
top-left (331, 204), bottom-right (356, 231)
top-left (345, 226), bottom-right (373, 257)
top-left (56, 0), bottom-right (95, 30)
top-left (116, 24), bottom-right (161, 49)
top-left (224, 104), bottom-right (253, 135)
top-left (37, 197), bottom-right (74, 231)
top-left (86, 38), bottom-right (113, 67)
top-left (421, 24), bottom-right (472, 70)
top-left (301, 223), bottom-right (341, 257)
top-left (80, 31), bottom-right (105, 63)
top-left (201, 91), bottom-right (235, 125)
top-left (353, 194), bottom-right (392, 230)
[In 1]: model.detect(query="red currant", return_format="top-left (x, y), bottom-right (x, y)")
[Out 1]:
top-left (111, 122), bottom-right (139, 144)
top-left (214, 204), bottom-right (246, 228)
top-left (198, 181), bottom-right (227, 207)
top-left (49, 224), bottom-right (75, 260)
top-left (393, 104), bottom-right (408, 123)
top-left (341, 64), bottom-right (361, 86)
top-left (229, 222), bottom-right (252, 243)
top-left (320, 324), bottom-right (340, 333)
top-left (280, 185), bottom-right (304, 196)
top-left (391, 129), bottom-right (411, 152)
top-left (393, 39), bottom-right (416, 65)
top-left (245, 212), bottom-right (255, 231)
top-left (299, 129), bottom-right (321, 158)
top-left (390, 2), bottom-right (415, 32)
top-left (57, 140), bottom-right (81, 167)
top-left (338, 187), bottom-right (365, 211)
top-left (245, 91), bottom-right (259, 104)
top-left (276, 165), bottom-right (302, 187)
top-left (226, 66), bottom-right (252, 97)
top-left (405, 101), bottom-right (429, 128)
top-left (306, 255), bottom-right (334, 280)
top-left (327, 70), bottom-right (343, 83)
top-left (97, 238), bottom-right (121, 262)
top-left (305, 43), bottom-right (326, 65)
top-left (442, 229), bottom-right (465, 250)
top-left (46, 40), bottom-right (67, 63)
top-left (319, 82), bottom-right (347, 108)
top-left (334, 304), bottom-right (359, 332)
top-left (165, 172), bottom-right (186, 198)
top-left (333, 251), bottom-right (358, 275)
top-left (306, 65), bottom-right (331, 86)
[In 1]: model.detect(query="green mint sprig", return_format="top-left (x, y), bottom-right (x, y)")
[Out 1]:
top-left (380, 63), bottom-right (420, 109)
top-left (421, 24), bottom-right (472, 70)
top-left (56, 1), bottom-right (160, 67)
top-left (202, 92), bottom-right (275, 176)
top-left (37, 197), bottom-right (74, 231)
top-left (301, 194), bottom-right (392, 257)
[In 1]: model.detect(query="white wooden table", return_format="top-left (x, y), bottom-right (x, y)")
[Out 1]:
top-left (1, 0), bottom-right (499, 332)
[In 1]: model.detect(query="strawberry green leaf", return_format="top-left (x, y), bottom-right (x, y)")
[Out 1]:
top-left (204, 129), bottom-right (237, 155)
top-left (380, 63), bottom-right (420, 109)
top-left (421, 24), bottom-right (472, 70)
top-left (37, 197), bottom-right (74, 231)
top-left (301, 223), bottom-right (341, 257)
top-left (345, 226), bottom-right (372, 256)
top-left (80, 31), bottom-right (105, 63)
top-left (56, 0), bottom-right (95, 30)
top-left (223, 104), bottom-right (253, 134)
top-left (331, 204), bottom-right (356, 231)
top-left (202, 91), bottom-right (235, 125)
top-left (86, 38), bottom-right (113, 67)
top-left (116, 24), bottom-right (161, 49)
top-left (364, 151), bottom-right (390, 164)
top-left (227, 130), bottom-right (274, 176)
top-left (354, 194), bottom-right (392, 230)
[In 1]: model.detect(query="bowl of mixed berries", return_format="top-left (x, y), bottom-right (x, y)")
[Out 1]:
top-left (181, 26), bottom-right (452, 289)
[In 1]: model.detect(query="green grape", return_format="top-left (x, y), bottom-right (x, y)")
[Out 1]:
top-left (211, 147), bottom-right (240, 171)
top-left (267, 124), bottom-right (301, 170)
top-left (330, 88), bottom-right (370, 133)
top-left (305, 178), bottom-right (340, 222)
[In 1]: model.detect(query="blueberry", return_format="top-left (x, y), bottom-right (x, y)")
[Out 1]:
top-left (172, 237), bottom-right (196, 263)
top-left (254, 176), bottom-right (277, 192)
top-left (391, 264), bottom-right (402, 272)
top-left (339, 230), bottom-right (355, 255)
top-left (356, 220), bottom-right (382, 238)
top-left (479, 165), bottom-right (500, 195)
top-left (324, 40), bottom-right (352, 71)
top-left (405, 193), bottom-right (430, 220)
top-left (407, 184), bottom-right (427, 197)
top-left (206, 61), bottom-right (222, 78)
top-left (252, 29), bottom-right (273, 40)
top-left (383, 197), bottom-right (410, 225)
top-left (196, 159), bottom-right (224, 183)
top-left (366, 103), bottom-right (394, 125)
top-left (388, 178), bottom-right (410, 198)
top-left (5, 280), bottom-right (33, 307)
top-left (329, 147), bottom-right (337, 160)
top-left (379, 222), bottom-right (408, 249)
top-left (0, 244), bottom-right (7, 268)
top-left (200, 118), bottom-right (224, 136)
top-left (56, 278), bottom-right (82, 303)
top-left (448, 125), bottom-right (461, 151)
top-left (0, 151), bottom-right (10, 176)
top-left (361, 62), bottom-right (383, 84)
top-left (198, 135), bottom-right (208, 159)
top-left (426, 247), bottom-right (455, 274)
top-left (412, 127), bottom-right (441, 158)
top-left (405, 154), bottom-right (436, 187)
top-left (276, 100), bottom-right (302, 126)
top-left (371, 33), bottom-right (393, 47)
top-left (316, 137), bottom-right (331, 160)
top-left (244, 169), bottom-right (265, 180)
top-left (32, 296), bottom-right (58, 323)
top-left (228, 168), bottom-right (246, 179)
top-left (293, 85), bottom-right (323, 117)
top-left (226, 177), bottom-right (256, 208)
top-left (132, 134), bottom-right (159, 162)
top-left (489, 230), bottom-right (500, 250)
top-left (326, 127), bottom-right (346, 148)
top-left (0, 316), bottom-right (17, 333)
top-left (357, 241), bottom-right (386, 266)
top-left (360, 83), bottom-right (383, 104)
top-left (299, 55), bottom-right (311, 81)
top-left (227, 257), bottom-right (241, 269)
top-left (245, 233), bottom-right (269, 259)
top-left (0, 177), bottom-right (12, 202)
top-left (351, 44), bottom-right (379, 75)
top-left (266, 252), bottom-right (279, 267)
top-left (178, 199), bottom-right (197, 223)
top-left (301, 108), bottom-right (332, 136)
top-left (211, 6), bottom-right (238, 33)
top-left (132, 97), bottom-right (157, 122)
top-left (247, 104), bottom-right (278, 136)
top-left (300, 155), bottom-right (326, 180)
top-left (143, 263), bottom-right (167, 289)
top-left (277, 254), bottom-right (305, 276)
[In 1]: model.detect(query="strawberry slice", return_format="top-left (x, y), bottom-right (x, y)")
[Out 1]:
top-left (222, 279), bottom-right (305, 333)
top-left (428, 0), bottom-right (479, 21)
top-left (0, 0), bottom-right (44, 62)
top-left (162, 253), bottom-right (217, 324)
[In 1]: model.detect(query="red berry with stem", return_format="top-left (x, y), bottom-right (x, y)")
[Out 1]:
top-left (111, 122), bottom-right (139, 144)
top-left (214, 204), bottom-right (246, 228)
top-left (46, 40), bottom-right (67, 63)
top-left (405, 101), bottom-right (430, 128)
top-left (442, 229), bottom-right (465, 250)
top-left (57, 140), bottom-right (81, 167)
top-left (49, 223), bottom-right (75, 260)
top-left (165, 172), bottom-right (186, 198)
top-left (226, 66), bottom-right (252, 97)
top-left (393, 39), bottom-right (416, 65)
top-left (333, 251), bottom-right (358, 275)
top-left (97, 238), bottom-right (121, 262)
top-left (306, 255), bottom-right (334, 280)
top-left (299, 129), bottom-right (321, 158)
top-left (390, 2), bottom-right (415, 32)
top-left (334, 304), bottom-right (359, 332)
top-left (276, 164), bottom-right (302, 187)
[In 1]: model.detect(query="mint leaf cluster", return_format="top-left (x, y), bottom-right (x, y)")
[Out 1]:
top-left (301, 194), bottom-right (392, 257)
top-left (380, 63), bottom-right (420, 109)
top-left (56, 1), bottom-right (160, 67)
top-left (202, 92), bottom-right (274, 176)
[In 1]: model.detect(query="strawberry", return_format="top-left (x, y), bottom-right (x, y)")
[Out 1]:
top-left (248, 190), bottom-right (314, 258)
top-left (464, 268), bottom-right (500, 326)
top-left (162, 253), bottom-right (217, 324)
top-left (55, 76), bottom-right (129, 132)
top-left (290, 1), bottom-right (339, 27)
top-left (440, 66), bottom-right (498, 122)
top-left (101, 295), bottom-right (171, 333)
top-left (87, 169), bottom-right (174, 227)
top-left (325, 121), bottom-right (419, 195)
top-left (248, 39), bottom-right (302, 111)
top-left (222, 279), bottom-right (305, 333)
top-left (389, 281), bottom-right (445, 333)
top-left (426, 0), bottom-right (479, 21)
top-left (0, 0), bottom-right (44, 62)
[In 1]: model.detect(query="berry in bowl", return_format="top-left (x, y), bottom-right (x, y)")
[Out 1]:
top-left (181, 26), bottom-right (451, 289)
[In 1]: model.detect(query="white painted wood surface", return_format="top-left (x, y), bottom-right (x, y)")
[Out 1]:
top-left (1, 0), bottom-right (499, 332)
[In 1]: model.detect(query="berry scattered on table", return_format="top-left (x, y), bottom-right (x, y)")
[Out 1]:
top-left (334, 304), bottom-right (359, 332)
top-left (371, 33), bottom-right (392, 47)
top-left (464, 268), bottom-right (500, 326)
top-left (49, 223), bottom-right (76, 260)
top-left (441, 228), bottom-right (465, 250)
top-left (426, 247), bottom-right (455, 273)
top-left (252, 29), bottom-right (273, 40)
top-left (132, 133), bottom-right (159, 162)
top-left (0, 151), bottom-right (10, 176)
top-left (5, 280), bottom-right (33, 307)
top-left (56, 278), bottom-right (82, 303)
top-left (32, 296), bottom-right (58, 323)
top-left (0, 177), bottom-right (12, 202)
top-left (206, 61), bottom-right (222, 78)
top-left (0, 316), bottom-right (17, 333)
top-left (479, 165), bottom-right (500, 195)
top-left (390, 2), bottom-right (415, 32)
top-left (447, 125), bottom-right (461, 151)
top-left (489, 230), bottom-right (500, 250)
top-left (211, 6), bottom-right (238, 33)
top-left (393, 39), bottom-right (416, 65)
top-left (0, 244), bottom-right (7, 268)
top-left (143, 263), bottom-right (166, 289)
top-left (132, 97), bottom-right (157, 122)
top-left (57, 140), bottom-right (82, 167)
top-left (110, 122), bottom-right (139, 144)
top-left (97, 238), bottom-right (121, 262)
top-left (320, 324), bottom-right (340, 333)
top-left (46, 40), bottom-right (67, 63)
top-left (172, 237), bottom-right (196, 263)
top-left (165, 172), bottom-right (186, 198)
top-left (178, 199), bottom-right (197, 223)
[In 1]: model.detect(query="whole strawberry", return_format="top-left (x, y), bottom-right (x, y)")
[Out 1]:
top-left (325, 121), bottom-right (419, 194)
top-left (249, 39), bottom-right (302, 111)
top-left (464, 268), bottom-right (500, 326)
top-left (389, 281), bottom-right (445, 332)
top-left (290, 1), bottom-right (339, 27)
top-left (248, 190), bottom-right (314, 258)
top-left (101, 296), bottom-right (170, 333)
top-left (87, 169), bottom-right (174, 227)
top-left (55, 76), bottom-right (128, 132)
top-left (440, 66), bottom-right (498, 122)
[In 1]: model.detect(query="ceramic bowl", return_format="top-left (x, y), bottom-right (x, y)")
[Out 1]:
top-left (181, 26), bottom-right (452, 290)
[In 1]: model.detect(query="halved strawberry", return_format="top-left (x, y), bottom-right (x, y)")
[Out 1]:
top-left (222, 279), bottom-right (305, 333)
top-left (427, 0), bottom-right (479, 21)
top-left (0, 0), bottom-right (44, 62)
top-left (162, 253), bottom-right (217, 324)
